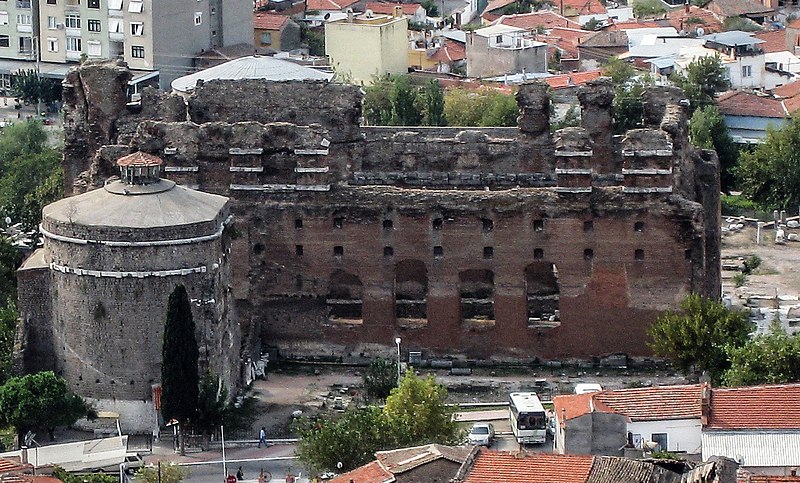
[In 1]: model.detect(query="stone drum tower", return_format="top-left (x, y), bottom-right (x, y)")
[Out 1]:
top-left (17, 152), bottom-right (239, 434)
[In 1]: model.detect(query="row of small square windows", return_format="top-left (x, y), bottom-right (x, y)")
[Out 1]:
top-left (295, 218), bottom-right (647, 233)
top-left (294, 245), bottom-right (652, 260)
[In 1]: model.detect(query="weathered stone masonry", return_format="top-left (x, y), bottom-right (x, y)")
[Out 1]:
top-left (48, 60), bottom-right (719, 368)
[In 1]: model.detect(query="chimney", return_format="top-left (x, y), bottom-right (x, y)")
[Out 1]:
top-left (701, 381), bottom-right (711, 426)
top-left (394, 5), bottom-right (403, 17)
top-left (20, 446), bottom-right (28, 465)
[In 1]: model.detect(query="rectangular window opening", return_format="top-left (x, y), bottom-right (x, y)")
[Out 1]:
top-left (295, 245), bottom-right (303, 256)
top-left (294, 218), bottom-right (303, 229)
top-left (584, 220), bottom-right (593, 233)
top-left (384, 246), bottom-right (394, 257)
top-left (483, 247), bottom-right (493, 259)
top-left (534, 219), bottom-right (544, 232)
top-left (433, 246), bottom-right (443, 258)
top-left (334, 245), bottom-right (343, 257)
top-left (333, 217), bottom-right (343, 229)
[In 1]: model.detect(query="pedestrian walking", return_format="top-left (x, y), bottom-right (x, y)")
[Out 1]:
top-left (258, 426), bottom-right (268, 447)
top-left (236, 466), bottom-right (244, 480)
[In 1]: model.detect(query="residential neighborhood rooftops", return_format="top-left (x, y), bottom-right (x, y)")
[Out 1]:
top-left (365, 2), bottom-right (423, 16)
top-left (459, 448), bottom-right (594, 483)
top-left (473, 23), bottom-right (528, 37)
top-left (376, 444), bottom-right (471, 473)
top-left (717, 90), bottom-right (787, 118)
top-left (705, 0), bottom-right (773, 18)
top-left (665, 5), bottom-right (723, 34)
top-left (430, 39), bottom-right (467, 63)
top-left (329, 460), bottom-right (393, 483)
top-left (707, 383), bottom-right (800, 430)
top-left (702, 30), bottom-right (765, 47)
top-left (754, 29), bottom-right (787, 53)
top-left (495, 11), bottom-right (582, 30)
top-left (253, 12), bottom-right (290, 31)
top-left (557, 0), bottom-right (607, 16)
top-left (554, 384), bottom-right (703, 423)
top-left (305, 0), bottom-right (359, 11)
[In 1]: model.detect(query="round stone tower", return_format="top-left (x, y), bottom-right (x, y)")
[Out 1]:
top-left (18, 152), bottom-right (238, 433)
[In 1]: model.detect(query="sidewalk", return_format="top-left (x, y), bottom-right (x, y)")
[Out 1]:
top-left (145, 440), bottom-right (297, 466)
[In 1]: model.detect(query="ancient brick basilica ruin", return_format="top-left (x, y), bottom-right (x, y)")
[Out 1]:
top-left (16, 60), bottom-right (719, 429)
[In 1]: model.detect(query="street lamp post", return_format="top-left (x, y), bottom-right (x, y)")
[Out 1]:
top-left (394, 337), bottom-right (402, 386)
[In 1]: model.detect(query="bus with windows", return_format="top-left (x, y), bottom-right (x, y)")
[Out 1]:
top-left (509, 392), bottom-right (547, 444)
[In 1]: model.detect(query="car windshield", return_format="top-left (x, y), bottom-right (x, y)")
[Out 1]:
top-left (471, 427), bottom-right (489, 435)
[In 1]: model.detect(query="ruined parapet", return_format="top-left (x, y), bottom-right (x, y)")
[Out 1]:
top-left (577, 78), bottom-right (616, 173)
top-left (619, 129), bottom-right (674, 195)
top-left (63, 60), bottom-right (132, 193)
top-left (516, 82), bottom-right (551, 135)
top-left (641, 85), bottom-right (687, 129)
top-left (187, 79), bottom-right (363, 143)
top-left (553, 127), bottom-right (593, 193)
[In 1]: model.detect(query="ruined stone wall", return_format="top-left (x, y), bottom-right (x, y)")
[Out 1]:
top-left (55, 61), bottom-right (721, 362)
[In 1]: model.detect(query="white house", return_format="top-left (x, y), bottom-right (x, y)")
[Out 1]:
top-left (702, 383), bottom-right (800, 476)
top-left (553, 384), bottom-right (703, 456)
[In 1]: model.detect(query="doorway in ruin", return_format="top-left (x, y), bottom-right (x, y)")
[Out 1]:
top-left (326, 269), bottom-right (363, 322)
top-left (395, 260), bottom-right (427, 322)
top-left (525, 262), bottom-right (560, 327)
top-left (459, 269), bottom-right (494, 323)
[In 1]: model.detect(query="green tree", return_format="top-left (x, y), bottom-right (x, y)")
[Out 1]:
top-left (420, 0), bottom-right (439, 16)
top-left (11, 70), bottom-right (61, 108)
top-left (0, 371), bottom-right (91, 442)
top-left (0, 301), bottom-right (18, 384)
top-left (362, 358), bottom-right (398, 402)
top-left (383, 371), bottom-right (462, 447)
top-left (362, 76), bottom-right (394, 126)
top-left (690, 105), bottom-right (738, 192)
top-left (421, 80), bottom-right (446, 126)
top-left (391, 76), bottom-right (421, 126)
top-left (613, 76), bottom-right (652, 134)
top-left (194, 371), bottom-right (228, 436)
top-left (136, 464), bottom-right (188, 483)
top-left (53, 467), bottom-right (117, 483)
top-left (736, 115), bottom-right (800, 209)
top-left (723, 320), bottom-right (800, 386)
top-left (295, 406), bottom-right (394, 473)
top-left (671, 55), bottom-right (729, 113)
top-left (299, 23), bottom-right (325, 56)
top-left (602, 57), bottom-right (636, 85)
top-left (648, 294), bottom-right (753, 383)
top-left (444, 88), bottom-right (518, 127)
top-left (161, 285), bottom-right (199, 455)
top-left (480, 91), bottom-right (518, 126)
top-left (632, 0), bottom-right (667, 17)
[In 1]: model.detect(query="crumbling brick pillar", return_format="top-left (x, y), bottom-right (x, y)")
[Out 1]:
top-left (516, 82), bottom-right (550, 135)
top-left (577, 78), bottom-right (615, 173)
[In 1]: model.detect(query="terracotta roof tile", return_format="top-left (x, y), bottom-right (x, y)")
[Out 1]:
top-left (607, 20), bottom-right (663, 30)
top-left (496, 11), bottom-right (582, 30)
top-left (755, 29), bottom-right (788, 53)
top-left (253, 12), bottom-right (289, 30)
top-left (555, 384), bottom-right (703, 423)
top-left (462, 448), bottom-right (594, 483)
top-left (538, 27), bottom-right (591, 58)
top-left (0, 457), bottom-right (32, 474)
top-left (116, 151), bottom-right (164, 167)
top-left (773, 79), bottom-right (800, 97)
top-left (366, 2), bottom-right (422, 15)
top-left (588, 455), bottom-right (673, 482)
top-left (377, 444), bottom-right (470, 474)
top-left (543, 69), bottom-right (602, 88)
top-left (706, 0), bottom-right (772, 18)
top-left (558, 0), bottom-right (606, 16)
top-left (329, 461), bottom-right (393, 483)
top-left (708, 383), bottom-right (800, 430)
top-left (666, 5), bottom-right (723, 34)
top-left (717, 90), bottom-right (787, 118)
top-left (483, 0), bottom-right (517, 14)
top-left (305, 0), bottom-right (359, 11)
top-left (430, 39), bottom-right (467, 62)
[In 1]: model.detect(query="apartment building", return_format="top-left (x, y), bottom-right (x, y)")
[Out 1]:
top-left (0, 0), bottom-right (252, 89)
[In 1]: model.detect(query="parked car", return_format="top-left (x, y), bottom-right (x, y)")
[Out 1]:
top-left (468, 423), bottom-right (495, 446)
top-left (574, 383), bottom-right (603, 394)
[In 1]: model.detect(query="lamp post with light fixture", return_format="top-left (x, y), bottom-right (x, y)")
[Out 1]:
top-left (395, 337), bottom-right (402, 386)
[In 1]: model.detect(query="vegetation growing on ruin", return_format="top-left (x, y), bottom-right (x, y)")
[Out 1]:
top-left (295, 371), bottom-right (462, 473)
top-left (648, 294), bottom-right (753, 383)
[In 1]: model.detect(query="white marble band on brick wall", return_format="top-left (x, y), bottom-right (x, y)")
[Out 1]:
top-left (50, 263), bottom-right (207, 278)
top-left (40, 215), bottom-right (233, 247)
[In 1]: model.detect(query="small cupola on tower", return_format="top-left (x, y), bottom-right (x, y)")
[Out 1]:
top-left (116, 151), bottom-right (164, 185)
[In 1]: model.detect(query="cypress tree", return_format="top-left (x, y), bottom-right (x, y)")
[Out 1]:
top-left (161, 284), bottom-right (199, 455)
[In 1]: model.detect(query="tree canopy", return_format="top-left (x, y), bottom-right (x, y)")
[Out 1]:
top-left (736, 114), bottom-right (800, 210)
top-left (671, 55), bottom-right (729, 113)
top-left (362, 358), bottom-right (398, 402)
top-left (161, 285), bottom-right (199, 426)
top-left (0, 371), bottom-right (90, 441)
top-left (690, 105), bottom-right (738, 192)
top-left (723, 320), bottom-right (800, 387)
top-left (648, 294), bottom-right (753, 383)
top-left (11, 70), bottom-right (61, 107)
top-left (295, 371), bottom-right (462, 473)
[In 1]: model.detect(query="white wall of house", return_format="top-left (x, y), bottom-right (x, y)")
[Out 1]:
top-left (724, 54), bottom-right (766, 90)
top-left (628, 419), bottom-right (702, 454)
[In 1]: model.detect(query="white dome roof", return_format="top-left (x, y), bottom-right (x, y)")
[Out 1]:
top-left (171, 55), bottom-right (333, 93)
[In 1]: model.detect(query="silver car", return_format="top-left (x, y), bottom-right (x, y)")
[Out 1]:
top-left (468, 423), bottom-right (495, 446)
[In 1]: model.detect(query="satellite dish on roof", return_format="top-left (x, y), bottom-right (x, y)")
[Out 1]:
top-left (696, 27), bottom-right (705, 36)
top-left (324, 12), bottom-right (331, 19)
top-left (365, 8), bottom-right (374, 17)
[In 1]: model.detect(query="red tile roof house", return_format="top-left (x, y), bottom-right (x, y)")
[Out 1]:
top-left (715, 90), bottom-right (791, 143)
top-left (702, 383), bottom-right (800, 476)
top-left (329, 444), bottom-right (471, 483)
top-left (553, 384), bottom-right (704, 456)
top-left (366, 2), bottom-right (427, 24)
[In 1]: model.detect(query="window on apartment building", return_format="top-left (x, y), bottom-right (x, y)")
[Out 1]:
top-left (742, 65), bottom-right (752, 78)
top-left (651, 433), bottom-right (668, 451)
top-left (64, 13), bottom-right (80, 29)
top-left (0, 12), bottom-right (7, 25)
top-left (87, 40), bottom-right (100, 56)
top-left (128, 0), bottom-right (143, 13)
top-left (260, 32), bottom-right (271, 45)
top-left (130, 22), bottom-right (143, 36)
top-left (16, 14), bottom-right (31, 25)
top-left (108, 0), bottom-right (122, 9)
top-left (65, 36), bottom-right (81, 52)
top-left (47, 15), bottom-right (57, 29)
top-left (210, 6), bottom-right (216, 14)
top-left (87, 0), bottom-right (99, 7)
top-left (109, 18), bottom-right (122, 33)
top-left (131, 45), bottom-right (144, 58)
top-left (87, 19), bottom-right (101, 32)
top-left (47, 37), bottom-right (58, 52)
top-left (194, 12), bottom-right (202, 25)
top-left (495, 35), bottom-right (502, 43)
top-left (0, 35), bottom-right (9, 48)
top-left (47, 0), bottom-right (57, 4)
top-left (19, 36), bottom-right (32, 53)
